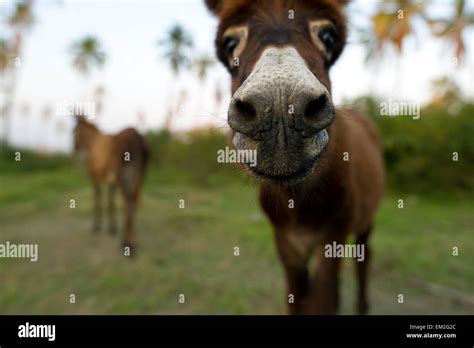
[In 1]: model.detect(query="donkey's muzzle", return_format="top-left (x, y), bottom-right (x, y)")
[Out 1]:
top-left (228, 47), bottom-right (334, 184)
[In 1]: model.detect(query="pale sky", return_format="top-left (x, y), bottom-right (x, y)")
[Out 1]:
top-left (1, 0), bottom-right (473, 152)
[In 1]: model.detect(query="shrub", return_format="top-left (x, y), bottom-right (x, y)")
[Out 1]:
top-left (354, 96), bottom-right (474, 194)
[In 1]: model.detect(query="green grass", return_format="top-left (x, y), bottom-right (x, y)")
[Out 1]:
top-left (0, 165), bottom-right (473, 314)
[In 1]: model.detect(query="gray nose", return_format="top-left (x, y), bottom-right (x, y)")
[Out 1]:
top-left (227, 47), bottom-right (334, 139)
top-left (228, 89), bottom-right (334, 138)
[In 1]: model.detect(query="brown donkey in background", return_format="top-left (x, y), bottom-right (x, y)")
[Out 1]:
top-left (73, 116), bottom-right (149, 253)
top-left (207, 0), bottom-right (385, 314)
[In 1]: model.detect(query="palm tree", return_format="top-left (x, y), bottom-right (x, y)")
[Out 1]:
top-left (357, 0), bottom-right (429, 94)
top-left (0, 38), bottom-right (14, 143)
top-left (368, 0), bottom-right (428, 59)
top-left (1, 0), bottom-right (35, 143)
top-left (163, 107), bottom-right (174, 130)
top-left (158, 24), bottom-right (193, 129)
top-left (191, 53), bottom-right (214, 120)
top-left (158, 24), bottom-right (193, 76)
top-left (213, 79), bottom-right (224, 116)
top-left (426, 0), bottom-right (473, 64)
top-left (69, 35), bottom-right (106, 118)
top-left (41, 105), bottom-right (53, 150)
top-left (9, 0), bottom-right (35, 54)
top-left (93, 85), bottom-right (105, 118)
top-left (0, 39), bottom-right (11, 73)
top-left (70, 35), bottom-right (106, 76)
top-left (136, 110), bottom-right (146, 131)
top-left (192, 54), bottom-right (214, 83)
top-left (363, 0), bottom-right (472, 64)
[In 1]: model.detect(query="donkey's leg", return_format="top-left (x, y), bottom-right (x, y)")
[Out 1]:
top-left (309, 238), bottom-right (344, 315)
top-left (108, 184), bottom-right (118, 235)
top-left (274, 232), bottom-right (310, 315)
top-left (283, 265), bottom-right (310, 315)
top-left (92, 184), bottom-right (102, 233)
top-left (122, 193), bottom-right (137, 253)
top-left (355, 226), bottom-right (372, 315)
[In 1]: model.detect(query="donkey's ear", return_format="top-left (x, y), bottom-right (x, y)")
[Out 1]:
top-left (335, 0), bottom-right (350, 6)
top-left (205, 0), bottom-right (247, 17)
top-left (74, 114), bottom-right (84, 124)
top-left (205, 0), bottom-right (221, 16)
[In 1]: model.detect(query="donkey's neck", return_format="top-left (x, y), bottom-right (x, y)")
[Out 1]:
top-left (82, 126), bottom-right (102, 152)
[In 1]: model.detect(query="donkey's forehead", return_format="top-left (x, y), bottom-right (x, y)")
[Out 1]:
top-left (214, 0), bottom-right (348, 62)
top-left (213, 0), bottom-right (347, 23)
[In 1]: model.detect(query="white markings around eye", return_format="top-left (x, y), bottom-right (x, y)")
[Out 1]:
top-left (223, 25), bottom-right (249, 67)
top-left (309, 19), bottom-right (335, 61)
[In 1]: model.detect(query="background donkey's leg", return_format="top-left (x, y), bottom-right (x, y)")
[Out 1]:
top-left (108, 184), bottom-right (117, 235)
top-left (122, 194), bottom-right (137, 253)
top-left (93, 184), bottom-right (102, 233)
top-left (121, 162), bottom-right (139, 253)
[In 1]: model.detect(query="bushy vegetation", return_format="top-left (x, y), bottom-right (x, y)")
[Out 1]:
top-left (0, 145), bottom-right (72, 174)
top-left (144, 98), bottom-right (474, 195)
top-left (2, 98), bottom-right (473, 196)
top-left (145, 128), bottom-right (240, 187)
top-left (354, 97), bottom-right (474, 195)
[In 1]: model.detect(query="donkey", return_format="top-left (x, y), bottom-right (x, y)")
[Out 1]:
top-left (73, 116), bottom-right (149, 253)
top-left (206, 0), bottom-right (385, 314)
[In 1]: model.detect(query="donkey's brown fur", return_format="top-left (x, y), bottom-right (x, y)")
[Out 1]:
top-left (207, 0), bottom-right (385, 314)
top-left (73, 116), bottom-right (149, 253)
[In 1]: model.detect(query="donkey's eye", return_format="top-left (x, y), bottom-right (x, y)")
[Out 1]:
top-left (222, 25), bottom-right (249, 67)
top-left (309, 20), bottom-right (338, 61)
top-left (319, 26), bottom-right (337, 51)
top-left (223, 37), bottom-right (240, 56)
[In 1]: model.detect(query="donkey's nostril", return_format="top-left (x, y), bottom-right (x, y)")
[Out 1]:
top-left (228, 98), bottom-right (260, 136)
top-left (304, 95), bottom-right (329, 121)
top-left (234, 100), bottom-right (257, 121)
top-left (302, 94), bottom-right (334, 135)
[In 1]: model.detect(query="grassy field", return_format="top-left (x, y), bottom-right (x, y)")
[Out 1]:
top-left (0, 164), bottom-right (473, 314)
